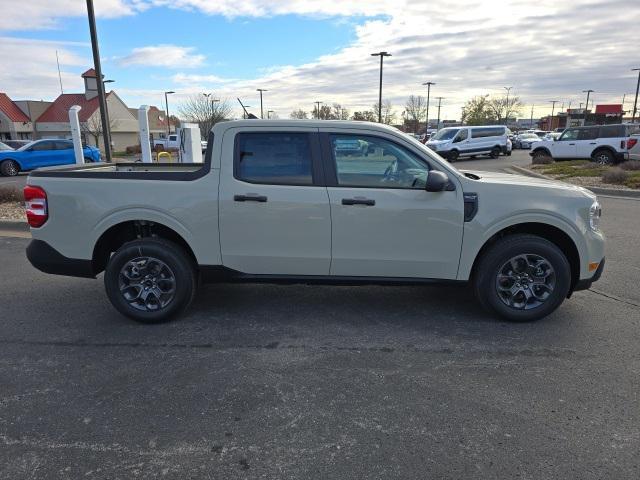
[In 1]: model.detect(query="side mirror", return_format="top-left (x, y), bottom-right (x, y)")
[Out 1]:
top-left (425, 170), bottom-right (449, 192)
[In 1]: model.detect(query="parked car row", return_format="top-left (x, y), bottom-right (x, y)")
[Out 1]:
top-left (424, 125), bottom-right (512, 162)
top-left (0, 139), bottom-right (101, 176)
top-left (530, 124), bottom-right (640, 165)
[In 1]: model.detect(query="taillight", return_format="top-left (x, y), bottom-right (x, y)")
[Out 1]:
top-left (627, 138), bottom-right (638, 150)
top-left (23, 185), bottom-right (48, 228)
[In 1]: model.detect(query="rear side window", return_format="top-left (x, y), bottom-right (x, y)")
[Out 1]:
top-left (54, 140), bottom-right (73, 150)
top-left (235, 132), bottom-right (313, 185)
top-left (30, 141), bottom-right (55, 151)
top-left (471, 127), bottom-right (505, 138)
top-left (599, 125), bottom-right (624, 138)
top-left (578, 128), bottom-right (598, 140)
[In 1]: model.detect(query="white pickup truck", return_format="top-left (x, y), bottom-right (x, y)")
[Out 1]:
top-left (153, 133), bottom-right (207, 152)
top-left (24, 120), bottom-right (605, 323)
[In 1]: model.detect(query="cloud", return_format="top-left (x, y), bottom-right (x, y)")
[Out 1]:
top-left (118, 45), bottom-right (205, 68)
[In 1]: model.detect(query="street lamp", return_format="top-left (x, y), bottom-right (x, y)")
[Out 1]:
top-left (314, 101), bottom-right (323, 119)
top-left (435, 97), bottom-right (444, 131)
top-left (85, 0), bottom-right (112, 162)
top-left (549, 100), bottom-right (559, 130)
top-left (164, 90), bottom-right (175, 136)
top-left (503, 86), bottom-right (513, 123)
top-left (203, 93), bottom-right (220, 112)
top-left (582, 89), bottom-right (594, 125)
top-left (422, 81), bottom-right (435, 132)
top-left (631, 68), bottom-right (640, 124)
top-left (256, 88), bottom-right (268, 119)
top-left (371, 51), bottom-right (392, 123)
top-left (267, 110), bottom-right (274, 119)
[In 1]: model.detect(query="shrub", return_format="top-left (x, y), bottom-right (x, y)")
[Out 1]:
top-left (125, 144), bottom-right (142, 155)
top-left (601, 167), bottom-right (629, 185)
top-left (619, 160), bottom-right (640, 171)
top-left (0, 184), bottom-right (22, 203)
top-left (531, 154), bottom-right (554, 165)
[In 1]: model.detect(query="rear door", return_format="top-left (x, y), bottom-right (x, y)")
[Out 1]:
top-left (321, 129), bottom-right (464, 279)
top-left (218, 128), bottom-right (331, 275)
top-left (52, 141), bottom-right (76, 166)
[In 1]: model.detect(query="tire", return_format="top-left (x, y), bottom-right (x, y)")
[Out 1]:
top-left (473, 234), bottom-right (571, 322)
top-left (592, 149), bottom-right (614, 166)
top-left (84, 156), bottom-right (94, 163)
top-left (0, 159), bottom-right (19, 177)
top-left (532, 149), bottom-right (552, 162)
top-left (104, 238), bottom-right (197, 323)
top-left (490, 147), bottom-right (501, 158)
top-left (448, 150), bottom-right (459, 162)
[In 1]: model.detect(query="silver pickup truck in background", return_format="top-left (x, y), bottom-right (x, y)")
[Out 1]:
top-left (24, 120), bottom-right (604, 323)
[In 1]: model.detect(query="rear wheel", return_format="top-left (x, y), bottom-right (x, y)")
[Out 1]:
top-left (104, 238), bottom-right (197, 323)
top-left (448, 150), bottom-right (459, 162)
top-left (473, 234), bottom-right (571, 322)
top-left (0, 159), bottom-right (19, 177)
top-left (490, 147), bottom-right (501, 158)
top-left (593, 149), bottom-right (614, 165)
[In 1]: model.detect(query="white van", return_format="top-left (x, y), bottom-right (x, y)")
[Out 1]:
top-left (425, 125), bottom-right (510, 162)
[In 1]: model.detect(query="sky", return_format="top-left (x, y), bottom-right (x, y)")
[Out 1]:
top-left (1, 0), bottom-right (639, 121)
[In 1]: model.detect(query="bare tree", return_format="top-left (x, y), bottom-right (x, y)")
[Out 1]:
top-left (404, 95), bottom-right (426, 132)
top-left (81, 115), bottom-right (119, 151)
top-left (331, 103), bottom-right (350, 120)
top-left (290, 109), bottom-right (308, 119)
top-left (373, 100), bottom-right (396, 125)
top-left (177, 94), bottom-right (232, 138)
top-left (351, 110), bottom-right (376, 122)
top-left (488, 95), bottom-right (523, 124)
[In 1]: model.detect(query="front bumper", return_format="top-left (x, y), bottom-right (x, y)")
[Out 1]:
top-left (573, 257), bottom-right (605, 292)
top-left (26, 239), bottom-right (95, 278)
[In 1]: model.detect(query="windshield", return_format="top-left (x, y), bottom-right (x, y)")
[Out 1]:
top-left (520, 133), bottom-right (538, 139)
top-left (0, 142), bottom-right (13, 151)
top-left (18, 141), bottom-right (37, 151)
top-left (431, 128), bottom-right (459, 141)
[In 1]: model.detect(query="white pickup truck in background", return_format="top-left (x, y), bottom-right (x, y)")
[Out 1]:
top-left (153, 133), bottom-right (207, 152)
top-left (24, 120), bottom-right (604, 324)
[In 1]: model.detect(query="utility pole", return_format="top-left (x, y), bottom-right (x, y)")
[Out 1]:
top-left (582, 89), bottom-right (594, 125)
top-left (503, 86), bottom-right (513, 124)
top-left (549, 100), bottom-right (559, 130)
top-left (55, 50), bottom-right (64, 94)
top-left (256, 88), bottom-right (267, 119)
top-left (631, 68), bottom-right (640, 123)
top-left (267, 110), bottom-right (274, 119)
top-left (422, 81), bottom-right (435, 132)
top-left (85, 0), bottom-right (112, 162)
top-left (530, 104), bottom-right (534, 127)
top-left (371, 52), bottom-right (391, 123)
top-left (164, 90), bottom-right (175, 136)
top-left (314, 101), bottom-right (322, 119)
top-left (435, 97), bottom-right (444, 131)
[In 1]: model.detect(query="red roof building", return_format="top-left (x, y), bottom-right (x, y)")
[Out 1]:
top-left (0, 92), bottom-right (33, 140)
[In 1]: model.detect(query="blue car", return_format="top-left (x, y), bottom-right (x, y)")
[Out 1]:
top-left (0, 139), bottom-right (101, 176)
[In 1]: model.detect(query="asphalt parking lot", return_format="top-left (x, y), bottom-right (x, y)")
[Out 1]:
top-left (1, 152), bottom-right (639, 479)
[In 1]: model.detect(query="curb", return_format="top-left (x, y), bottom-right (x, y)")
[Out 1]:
top-left (509, 165), bottom-right (640, 199)
top-left (0, 220), bottom-right (29, 232)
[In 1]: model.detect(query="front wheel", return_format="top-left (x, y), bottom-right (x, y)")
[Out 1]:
top-left (0, 160), bottom-right (19, 177)
top-left (104, 238), bottom-right (197, 323)
top-left (447, 150), bottom-right (459, 162)
top-left (473, 234), bottom-right (571, 322)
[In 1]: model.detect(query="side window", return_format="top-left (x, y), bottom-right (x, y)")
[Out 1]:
top-left (599, 125), bottom-right (622, 138)
top-left (559, 129), bottom-right (579, 141)
top-left (235, 132), bottom-right (313, 185)
top-left (330, 134), bottom-right (429, 189)
top-left (453, 129), bottom-right (468, 143)
top-left (578, 129), bottom-right (598, 141)
top-left (54, 141), bottom-right (73, 150)
top-left (30, 141), bottom-right (55, 151)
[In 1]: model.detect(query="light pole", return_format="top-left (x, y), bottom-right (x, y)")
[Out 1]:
top-left (164, 90), bottom-right (175, 136)
top-left (267, 110), bottom-right (274, 119)
top-left (85, 0), bottom-right (112, 162)
top-left (631, 68), bottom-right (640, 123)
top-left (435, 97), bottom-right (444, 131)
top-left (503, 86), bottom-right (513, 123)
top-left (422, 81), bottom-right (435, 132)
top-left (256, 88), bottom-right (268, 119)
top-left (582, 89), bottom-right (594, 125)
top-left (530, 104), bottom-right (535, 127)
top-left (203, 93), bottom-right (219, 112)
top-left (371, 51), bottom-right (392, 123)
top-left (314, 101), bottom-right (322, 119)
top-left (549, 100), bottom-right (559, 130)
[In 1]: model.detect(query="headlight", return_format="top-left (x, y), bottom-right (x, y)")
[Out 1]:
top-left (589, 200), bottom-right (602, 231)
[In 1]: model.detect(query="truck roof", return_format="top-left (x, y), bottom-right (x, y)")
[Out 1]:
top-left (211, 119), bottom-right (402, 133)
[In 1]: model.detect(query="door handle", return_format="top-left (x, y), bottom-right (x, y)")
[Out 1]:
top-left (234, 194), bottom-right (268, 203)
top-left (342, 198), bottom-right (375, 206)
top-left (569, 143), bottom-right (575, 145)
top-left (589, 142), bottom-right (597, 145)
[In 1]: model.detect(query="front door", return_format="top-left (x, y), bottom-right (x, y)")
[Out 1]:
top-left (322, 131), bottom-right (464, 279)
top-left (551, 128), bottom-right (579, 158)
top-left (218, 128), bottom-right (331, 275)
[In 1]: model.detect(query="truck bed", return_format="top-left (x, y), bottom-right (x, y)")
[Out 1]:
top-left (29, 161), bottom-right (207, 179)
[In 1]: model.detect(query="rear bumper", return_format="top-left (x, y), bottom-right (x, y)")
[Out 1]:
top-left (26, 239), bottom-right (95, 278)
top-left (573, 258), bottom-right (605, 292)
